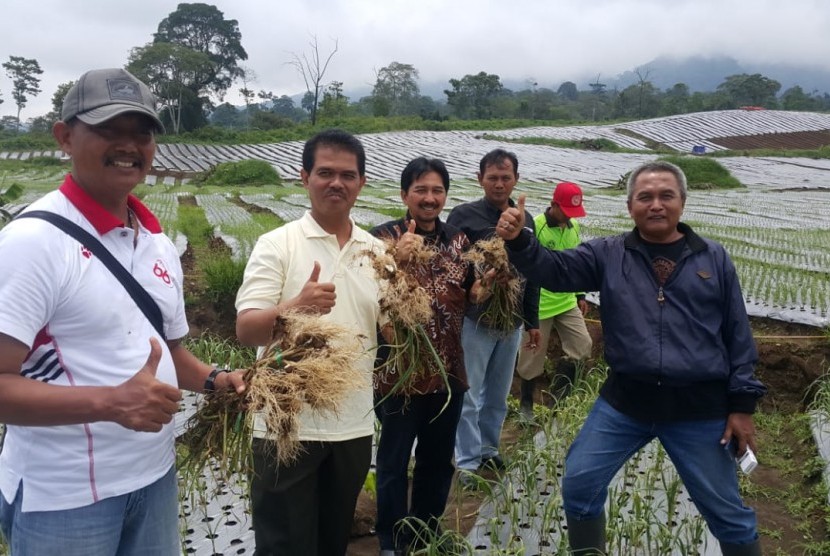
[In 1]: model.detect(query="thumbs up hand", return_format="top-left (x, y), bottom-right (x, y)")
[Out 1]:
top-left (496, 194), bottom-right (526, 241)
top-left (394, 219), bottom-right (424, 264)
top-left (289, 260), bottom-right (336, 314)
top-left (111, 338), bottom-right (182, 433)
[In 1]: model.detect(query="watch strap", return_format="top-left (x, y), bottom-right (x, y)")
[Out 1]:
top-left (204, 367), bottom-right (228, 392)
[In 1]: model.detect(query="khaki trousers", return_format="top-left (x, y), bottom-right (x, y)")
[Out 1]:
top-left (516, 305), bottom-right (592, 380)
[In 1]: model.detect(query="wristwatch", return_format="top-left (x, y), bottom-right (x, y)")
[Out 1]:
top-left (204, 367), bottom-right (229, 392)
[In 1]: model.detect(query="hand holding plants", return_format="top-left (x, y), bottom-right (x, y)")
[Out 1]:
top-left (211, 369), bottom-right (247, 395)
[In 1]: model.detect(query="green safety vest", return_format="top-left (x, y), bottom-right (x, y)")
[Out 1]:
top-left (534, 212), bottom-right (583, 319)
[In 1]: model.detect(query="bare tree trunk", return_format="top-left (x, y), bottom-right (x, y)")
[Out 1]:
top-left (287, 35), bottom-right (338, 127)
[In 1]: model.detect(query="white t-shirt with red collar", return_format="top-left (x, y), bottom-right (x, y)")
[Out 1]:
top-left (0, 174), bottom-right (188, 512)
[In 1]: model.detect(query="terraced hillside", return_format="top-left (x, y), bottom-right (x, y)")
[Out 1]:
top-left (3, 110), bottom-right (830, 188)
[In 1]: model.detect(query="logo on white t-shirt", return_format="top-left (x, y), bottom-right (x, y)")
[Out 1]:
top-left (153, 259), bottom-right (173, 287)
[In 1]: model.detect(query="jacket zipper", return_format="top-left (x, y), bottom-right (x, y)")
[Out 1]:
top-left (657, 286), bottom-right (664, 385)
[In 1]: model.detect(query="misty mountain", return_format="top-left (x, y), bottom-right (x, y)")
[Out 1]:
top-left (416, 56), bottom-right (830, 100)
top-left (271, 56), bottom-right (830, 108)
top-left (609, 55), bottom-right (830, 94)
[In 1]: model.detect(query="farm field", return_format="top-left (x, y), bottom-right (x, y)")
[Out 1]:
top-left (7, 157), bottom-right (828, 328)
top-left (1, 114), bottom-right (829, 555)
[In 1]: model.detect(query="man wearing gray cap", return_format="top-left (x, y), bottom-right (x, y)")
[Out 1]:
top-left (0, 68), bottom-right (245, 556)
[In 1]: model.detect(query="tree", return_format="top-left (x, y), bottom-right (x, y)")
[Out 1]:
top-left (301, 91), bottom-right (315, 116)
top-left (416, 95), bottom-right (442, 120)
top-left (153, 3), bottom-right (247, 98)
top-left (270, 95), bottom-right (296, 117)
top-left (717, 73), bottom-right (781, 108)
top-left (557, 81), bottom-right (578, 102)
top-left (512, 84), bottom-right (558, 120)
top-left (780, 86), bottom-right (819, 111)
top-left (663, 83), bottom-right (690, 115)
top-left (134, 3), bottom-right (248, 132)
top-left (210, 102), bottom-right (243, 127)
top-left (127, 42), bottom-right (214, 133)
top-left (444, 71), bottom-right (504, 119)
top-left (371, 61), bottom-right (420, 116)
top-left (614, 82), bottom-right (659, 119)
top-left (33, 81), bottom-right (75, 128)
top-left (2, 56), bottom-right (43, 131)
top-left (0, 116), bottom-right (19, 131)
top-left (634, 68), bottom-right (653, 118)
top-left (317, 81), bottom-right (349, 120)
top-left (587, 74), bottom-right (607, 121)
top-left (237, 66), bottom-right (258, 129)
top-left (258, 93), bottom-right (305, 122)
top-left (249, 110), bottom-right (293, 130)
top-left (288, 35), bottom-right (338, 126)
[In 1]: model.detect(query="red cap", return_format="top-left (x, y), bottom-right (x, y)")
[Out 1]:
top-left (553, 182), bottom-right (586, 218)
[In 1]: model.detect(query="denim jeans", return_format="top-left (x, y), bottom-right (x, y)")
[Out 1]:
top-left (0, 465), bottom-right (179, 556)
top-left (374, 392), bottom-right (464, 550)
top-left (454, 318), bottom-right (522, 471)
top-left (562, 397), bottom-right (758, 545)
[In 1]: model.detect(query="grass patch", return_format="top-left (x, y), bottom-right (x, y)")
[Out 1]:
top-left (480, 134), bottom-right (652, 154)
top-left (176, 202), bottom-right (213, 250)
top-left (183, 333), bottom-right (256, 369)
top-left (658, 155), bottom-right (744, 190)
top-left (201, 254), bottom-right (246, 304)
top-left (195, 159), bottom-right (281, 187)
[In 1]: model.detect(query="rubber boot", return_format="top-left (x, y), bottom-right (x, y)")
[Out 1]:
top-left (551, 359), bottom-right (577, 401)
top-left (519, 378), bottom-right (535, 422)
top-left (566, 513), bottom-right (606, 555)
top-left (719, 539), bottom-right (762, 556)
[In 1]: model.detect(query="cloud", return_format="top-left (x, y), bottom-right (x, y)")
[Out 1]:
top-left (1, 0), bottom-right (829, 119)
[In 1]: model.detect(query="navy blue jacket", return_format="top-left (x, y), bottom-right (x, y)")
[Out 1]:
top-left (505, 222), bottom-right (765, 412)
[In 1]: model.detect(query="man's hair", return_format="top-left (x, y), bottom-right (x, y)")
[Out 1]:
top-left (302, 129), bottom-right (366, 176)
top-left (479, 148), bottom-right (519, 176)
top-left (626, 161), bottom-right (688, 202)
top-left (400, 157), bottom-right (450, 192)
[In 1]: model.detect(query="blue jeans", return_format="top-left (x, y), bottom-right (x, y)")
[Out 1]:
top-left (0, 465), bottom-right (179, 556)
top-left (374, 392), bottom-right (464, 550)
top-left (562, 397), bottom-right (758, 545)
top-left (454, 318), bottom-right (522, 471)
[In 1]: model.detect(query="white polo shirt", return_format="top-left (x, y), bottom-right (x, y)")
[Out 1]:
top-left (236, 211), bottom-right (381, 442)
top-left (0, 175), bottom-right (188, 512)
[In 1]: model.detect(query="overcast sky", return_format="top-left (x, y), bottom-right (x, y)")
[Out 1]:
top-left (2, 0), bottom-right (829, 120)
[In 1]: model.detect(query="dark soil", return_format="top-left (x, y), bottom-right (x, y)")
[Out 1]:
top-left (712, 129), bottom-right (830, 151)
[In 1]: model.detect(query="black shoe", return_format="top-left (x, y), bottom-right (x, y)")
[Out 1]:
top-left (479, 454), bottom-right (505, 472)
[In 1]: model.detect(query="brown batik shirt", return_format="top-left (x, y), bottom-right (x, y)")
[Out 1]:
top-left (370, 217), bottom-right (474, 395)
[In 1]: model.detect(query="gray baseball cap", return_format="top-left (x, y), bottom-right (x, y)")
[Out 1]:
top-left (62, 68), bottom-right (165, 133)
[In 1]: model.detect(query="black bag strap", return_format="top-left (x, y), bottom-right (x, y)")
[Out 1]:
top-left (16, 210), bottom-right (166, 340)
